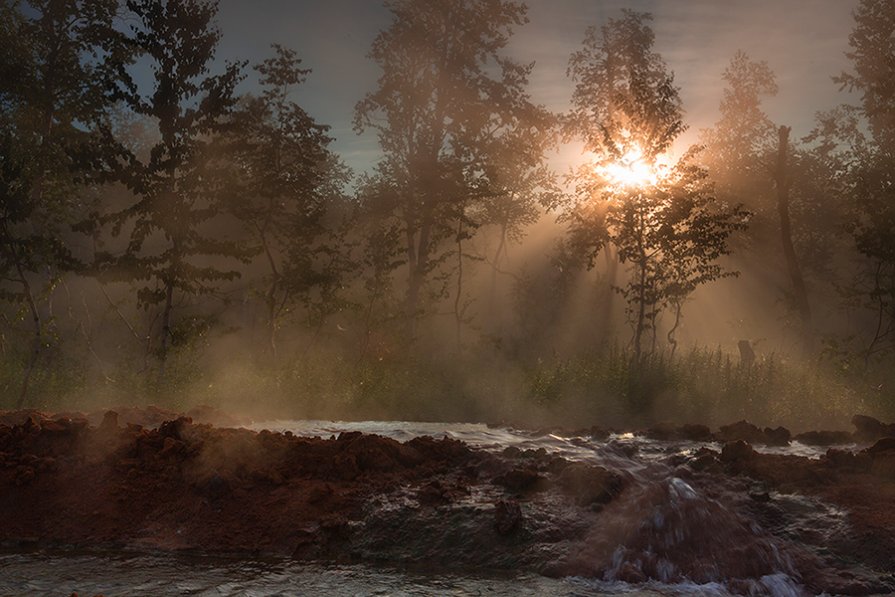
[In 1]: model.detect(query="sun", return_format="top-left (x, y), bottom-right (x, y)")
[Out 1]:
top-left (596, 145), bottom-right (669, 189)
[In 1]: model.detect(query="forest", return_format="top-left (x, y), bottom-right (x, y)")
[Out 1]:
top-left (2, 0), bottom-right (894, 431)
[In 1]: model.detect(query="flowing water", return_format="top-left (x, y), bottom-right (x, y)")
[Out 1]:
top-left (0, 421), bottom-right (872, 596)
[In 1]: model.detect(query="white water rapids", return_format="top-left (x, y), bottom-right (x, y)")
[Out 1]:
top-left (0, 420), bottom-right (871, 596)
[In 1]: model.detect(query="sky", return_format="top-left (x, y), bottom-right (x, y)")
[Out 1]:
top-left (214, 0), bottom-right (860, 176)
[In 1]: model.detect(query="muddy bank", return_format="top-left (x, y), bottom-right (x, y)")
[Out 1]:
top-left (2, 410), bottom-right (895, 595)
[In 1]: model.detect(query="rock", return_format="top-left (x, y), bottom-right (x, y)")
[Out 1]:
top-left (493, 467), bottom-right (544, 492)
top-left (306, 483), bottom-right (333, 504)
top-left (501, 446), bottom-right (522, 458)
top-left (866, 437), bottom-right (895, 454)
top-left (824, 448), bottom-right (871, 472)
top-left (645, 423), bottom-right (711, 442)
top-left (717, 420), bottom-right (765, 444)
top-left (762, 426), bottom-right (791, 446)
top-left (588, 426), bottom-right (611, 441)
top-left (870, 454), bottom-right (895, 479)
top-left (159, 437), bottom-right (185, 458)
top-left (417, 480), bottom-right (449, 506)
top-left (557, 462), bottom-right (622, 505)
top-left (794, 430), bottom-right (853, 446)
top-left (688, 448), bottom-right (721, 472)
top-left (867, 438), bottom-right (895, 479)
top-left (615, 562), bottom-right (647, 583)
top-left (493, 499), bottom-right (522, 534)
top-left (333, 453), bottom-right (359, 481)
top-left (680, 424), bottom-right (713, 442)
top-left (99, 411), bottom-right (119, 433)
top-left (158, 417), bottom-right (192, 441)
top-left (644, 422), bottom-right (679, 441)
top-left (720, 440), bottom-right (756, 463)
top-left (197, 473), bottom-right (231, 501)
top-left (852, 414), bottom-right (895, 443)
top-left (40, 419), bottom-right (67, 433)
top-left (22, 415), bottom-right (41, 433)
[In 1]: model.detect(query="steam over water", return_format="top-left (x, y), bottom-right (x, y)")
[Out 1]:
top-left (0, 421), bottom-right (866, 596)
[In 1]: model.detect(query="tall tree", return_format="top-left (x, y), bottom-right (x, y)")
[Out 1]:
top-left (702, 52), bottom-right (815, 346)
top-left (0, 0), bottom-right (123, 405)
top-left (564, 11), bottom-right (744, 359)
top-left (833, 0), bottom-right (895, 362)
top-left (700, 50), bottom-right (778, 204)
top-left (226, 45), bottom-right (350, 358)
top-left (100, 0), bottom-right (246, 377)
top-left (354, 0), bottom-right (546, 339)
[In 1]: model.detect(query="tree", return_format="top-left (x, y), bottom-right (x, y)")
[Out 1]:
top-left (0, 0), bottom-right (123, 405)
top-left (833, 0), bottom-right (895, 362)
top-left (354, 0), bottom-right (548, 340)
top-left (564, 10), bottom-right (744, 359)
top-left (702, 52), bottom-right (816, 346)
top-left (700, 50), bottom-right (778, 203)
top-left (226, 45), bottom-right (351, 358)
top-left (100, 0), bottom-right (246, 378)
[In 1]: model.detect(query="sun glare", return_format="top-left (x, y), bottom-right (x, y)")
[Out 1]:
top-left (597, 145), bottom-right (668, 189)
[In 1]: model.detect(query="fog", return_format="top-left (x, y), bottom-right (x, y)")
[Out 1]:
top-left (1, 0), bottom-right (892, 432)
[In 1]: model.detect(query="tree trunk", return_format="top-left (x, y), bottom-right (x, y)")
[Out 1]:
top-left (597, 243), bottom-right (619, 343)
top-left (773, 125), bottom-right (812, 342)
top-left (157, 276), bottom-right (175, 383)
top-left (15, 262), bottom-right (41, 409)
top-left (454, 218), bottom-right (464, 350)
top-left (633, 210), bottom-right (648, 361)
top-left (488, 220), bottom-right (508, 314)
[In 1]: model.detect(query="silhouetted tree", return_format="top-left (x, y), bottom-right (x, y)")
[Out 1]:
top-left (227, 45), bottom-right (351, 358)
top-left (564, 11), bottom-right (744, 359)
top-left (700, 51), bottom-right (778, 205)
top-left (702, 52), bottom-right (815, 347)
top-left (833, 0), bottom-right (895, 362)
top-left (0, 0), bottom-right (124, 404)
top-left (354, 0), bottom-right (546, 340)
top-left (101, 0), bottom-right (246, 378)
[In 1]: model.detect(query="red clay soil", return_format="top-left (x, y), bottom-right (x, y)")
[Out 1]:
top-left (3, 409), bottom-right (895, 595)
top-left (0, 411), bottom-right (481, 557)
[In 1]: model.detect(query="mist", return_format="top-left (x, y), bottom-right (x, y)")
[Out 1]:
top-left (1, 0), bottom-right (893, 435)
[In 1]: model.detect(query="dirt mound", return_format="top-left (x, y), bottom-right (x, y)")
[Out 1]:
top-left (3, 413), bottom-right (895, 595)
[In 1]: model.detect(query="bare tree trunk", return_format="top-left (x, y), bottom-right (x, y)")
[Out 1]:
top-left (597, 243), bottom-right (618, 343)
top-left (667, 300), bottom-right (683, 358)
top-left (633, 211), bottom-right (648, 361)
top-left (454, 218), bottom-right (464, 350)
top-left (488, 220), bottom-right (508, 314)
top-left (773, 125), bottom-right (812, 343)
top-left (157, 276), bottom-right (175, 383)
top-left (15, 261), bottom-right (41, 409)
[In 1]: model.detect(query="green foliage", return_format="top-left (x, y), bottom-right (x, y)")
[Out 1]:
top-left (354, 0), bottom-right (553, 333)
top-left (519, 347), bottom-right (889, 430)
top-left (96, 0), bottom-right (249, 371)
top-left (563, 11), bottom-right (745, 359)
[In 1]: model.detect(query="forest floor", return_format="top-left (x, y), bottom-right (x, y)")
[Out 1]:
top-left (1, 407), bottom-right (895, 595)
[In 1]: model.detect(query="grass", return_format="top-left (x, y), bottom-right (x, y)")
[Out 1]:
top-left (1, 338), bottom-right (893, 432)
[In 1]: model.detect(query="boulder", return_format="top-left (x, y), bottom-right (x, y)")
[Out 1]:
top-left (794, 430), bottom-right (853, 446)
top-left (717, 420), bottom-right (765, 444)
top-left (720, 440), bottom-right (756, 463)
top-left (852, 415), bottom-right (895, 443)
top-left (493, 467), bottom-right (544, 493)
top-left (556, 462), bottom-right (622, 505)
top-left (762, 426), bottom-right (791, 446)
top-left (493, 498), bottom-right (522, 534)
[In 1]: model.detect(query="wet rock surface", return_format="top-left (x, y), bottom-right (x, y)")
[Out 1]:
top-left (2, 408), bottom-right (895, 595)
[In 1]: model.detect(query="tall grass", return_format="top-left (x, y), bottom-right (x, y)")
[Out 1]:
top-left (1, 339), bottom-right (892, 432)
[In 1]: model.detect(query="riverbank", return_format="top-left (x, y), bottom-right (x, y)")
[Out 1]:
top-left (2, 408), bottom-right (894, 595)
